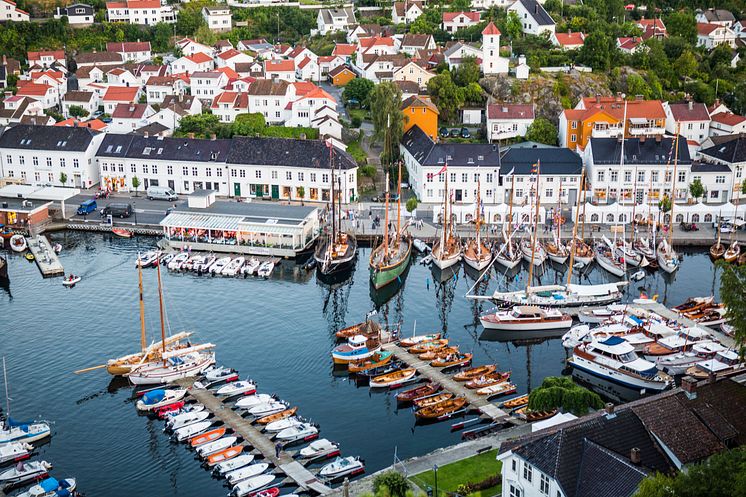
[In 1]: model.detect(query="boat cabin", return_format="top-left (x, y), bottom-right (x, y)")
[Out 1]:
top-left (585, 336), bottom-right (660, 377)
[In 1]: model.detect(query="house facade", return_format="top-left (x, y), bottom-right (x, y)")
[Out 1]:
top-left (486, 103), bottom-right (535, 141)
top-left (54, 3), bottom-right (94, 25)
top-left (105, 0), bottom-right (176, 24)
top-left (0, 0), bottom-right (28, 21)
top-left (508, 0), bottom-right (556, 36)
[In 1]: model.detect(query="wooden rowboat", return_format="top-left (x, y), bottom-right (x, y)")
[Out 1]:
top-left (207, 445), bottom-right (244, 466)
top-left (256, 407), bottom-right (297, 425)
top-left (515, 407), bottom-right (558, 422)
top-left (348, 351), bottom-right (393, 373)
top-left (465, 371), bottom-right (511, 389)
top-left (430, 353), bottom-right (472, 368)
top-left (413, 392), bottom-right (454, 409)
top-left (418, 347), bottom-right (459, 361)
top-left (370, 368), bottom-right (417, 388)
top-left (408, 339), bottom-right (449, 355)
top-left (501, 394), bottom-right (529, 409)
top-left (415, 397), bottom-right (468, 419)
top-left (476, 381), bottom-right (517, 397)
top-left (710, 242), bottom-right (725, 260)
top-left (399, 333), bottom-right (442, 348)
top-left (190, 427), bottom-right (227, 447)
top-left (112, 228), bottom-right (132, 238)
top-left (453, 364), bottom-right (497, 382)
top-left (396, 383), bottom-right (441, 402)
top-left (335, 321), bottom-right (380, 340)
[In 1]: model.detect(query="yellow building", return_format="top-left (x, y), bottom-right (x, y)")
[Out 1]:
top-left (401, 95), bottom-right (439, 141)
top-left (329, 65), bottom-right (356, 86)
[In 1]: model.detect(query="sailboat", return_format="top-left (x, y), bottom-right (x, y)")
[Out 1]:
top-left (494, 175), bottom-right (522, 269)
top-left (657, 131), bottom-right (681, 274)
top-left (567, 168), bottom-right (594, 266)
top-left (431, 166), bottom-right (462, 269)
top-left (369, 163), bottom-right (412, 290)
top-left (125, 262), bottom-right (215, 385)
top-left (463, 176), bottom-right (492, 271)
top-left (545, 178), bottom-right (569, 264)
top-left (595, 236), bottom-right (627, 277)
top-left (314, 140), bottom-right (358, 279)
top-left (1, 358), bottom-right (51, 444)
top-left (710, 213), bottom-right (725, 259)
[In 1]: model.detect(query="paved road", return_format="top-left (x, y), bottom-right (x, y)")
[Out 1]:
top-left (319, 82), bottom-right (349, 121)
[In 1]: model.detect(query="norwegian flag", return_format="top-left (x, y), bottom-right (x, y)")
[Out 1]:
top-left (436, 162), bottom-right (448, 176)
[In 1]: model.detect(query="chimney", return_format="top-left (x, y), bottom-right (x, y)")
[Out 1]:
top-left (595, 93), bottom-right (601, 104)
top-left (688, 99), bottom-right (693, 111)
top-left (534, 3), bottom-right (538, 13)
top-left (188, 132), bottom-right (195, 139)
top-left (714, 98), bottom-right (721, 107)
top-left (681, 376), bottom-right (697, 399)
top-left (210, 133), bottom-right (216, 141)
top-left (635, 94), bottom-right (643, 101)
top-left (616, 92), bottom-right (622, 102)
top-left (2, 55), bottom-right (7, 65)
top-left (630, 448), bottom-right (641, 465)
top-left (604, 403), bottom-right (615, 418)
top-left (143, 131), bottom-right (149, 138)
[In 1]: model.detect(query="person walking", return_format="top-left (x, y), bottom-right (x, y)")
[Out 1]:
top-left (275, 442), bottom-right (282, 458)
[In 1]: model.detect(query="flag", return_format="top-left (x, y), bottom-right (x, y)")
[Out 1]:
top-left (325, 137), bottom-right (333, 149)
top-left (436, 162), bottom-right (448, 176)
top-left (531, 162), bottom-right (539, 174)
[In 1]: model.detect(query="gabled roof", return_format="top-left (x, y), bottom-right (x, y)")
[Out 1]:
top-left (186, 52), bottom-right (213, 64)
top-left (617, 36), bottom-right (644, 51)
top-left (588, 136), bottom-right (691, 165)
top-left (401, 34), bottom-right (433, 48)
top-left (295, 87), bottom-right (335, 102)
top-left (700, 136), bottom-right (746, 163)
top-left (210, 91), bottom-right (249, 110)
top-left (106, 0), bottom-right (161, 9)
top-left (332, 44), bottom-right (357, 57)
top-left (102, 86), bottom-right (139, 102)
top-left (63, 90), bottom-right (95, 102)
top-left (697, 22), bottom-right (726, 36)
top-left (218, 49), bottom-right (247, 61)
top-left (27, 50), bottom-right (65, 62)
top-left (487, 103), bottom-right (534, 120)
top-left (442, 11), bottom-right (480, 23)
top-left (75, 51), bottom-right (123, 65)
top-left (667, 101), bottom-right (710, 122)
top-left (54, 118), bottom-right (107, 131)
top-left (554, 32), bottom-right (585, 47)
top-left (699, 8), bottom-right (736, 23)
top-left (161, 94), bottom-right (198, 115)
top-left (328, 64), bottom-right (355, 78)
top-left (246, 78), bottom-right (290, 96)
top-left (512, 0), bottom-right (554, 26)
top-left (401, 95), bottom-right (439, 114)
top-left (579, 96), bottom-right (666, 120)
top-left (711, 112), bottom-right (746, 126)
top-left (482, 21), bottom-right (501, 35)
top-left (501, 146), bottom-right (582, 174)
top-left (393, 0), bottom-right (423, 16)
top-left (227, 136), bottom-right (356, 169)
top-left (0, 124), bottom-right (98, 151)
top-left (297, 57), bottom-right (314, 70)
top-left (574, 440), bottom-right (649, 497)
top-left (293, 81), bottom-right (317, 96)
top-left (112, 102), bottom-right (151, 119)
top-left (106, 41), bottom-right (151, 53)
top-left (401, 125), bottom-right (501, 167)
top-left (264, 59), bottom-right (295, 72)
top-left (16, 82), bottom-right (52, 97)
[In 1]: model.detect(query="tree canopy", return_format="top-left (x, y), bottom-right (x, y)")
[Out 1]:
top-left (528, 376), bottom-right (604, 415)
top-left (525, 118), bottom-right (559, 146)
top-left (343, 78), bottom-right (375, 107)
top-left (368, 82), bottom-right (404, 165)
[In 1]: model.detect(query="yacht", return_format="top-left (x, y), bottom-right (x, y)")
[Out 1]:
top-left (480, 306), bottom-right (572, 331)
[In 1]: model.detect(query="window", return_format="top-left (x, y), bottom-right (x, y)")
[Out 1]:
top-left (486, 173), bottom-right (493, 183)
top-left (515, 189), bottom-right (523, 197)
top-left (239, 169), bottom-right (246, 178)
top-left (311, 173), bottom-right (316, 182)
top-left (59, 158), bottom-right (65, 168)
top-left (570, 134), bottom-right (576, 142)
top-left (665, 171), bottom-right (672, 183)
top-left (512, 459), bottom-right (517, 472)
top-left (523, 463), bottom-right (533, 482)
top-left (651, 171), bottom-right (659, 182)
top-left (716, 175), bottom-right (726, 184)
top-left (46, 157), bottom-right (52, 167)
top-left (73, 159), bottom-right (79, 168)
top-left (216, 168), bottom-right (222, 177)
top-left (637, 170), bottom-right (645, 182)
top-left (462, 173), bottom-right (468, 182)
top-left (322, 174), bottom-right (329, 183)
top-left (678, 171), bottom-right (686, 183)
top-left (610, 171), bottom-right (618, 182)
top-left (167, 165), bottom-right (173, 175)
top-left (298, 172), bottom-right (304, 181)
top-left (143, 164), bottom-right (149, 174)
top-left (33, 156), bottom-right (39, 166)
top-left (545, 189), bottom-right (553, 197)
top-left (182, 166), bottom-right (189, 175)
top-left (191, 167), bottom-right (198, 176)
top-left (597, 170), bottom-right (605, 182)
top-left (255, 170), bottom-right (262, 179)
top-left (286, 171), bottom-right (292, 180)
top-left (450, 173), bottom-right (456, 182)
top-left (711, 190), bottom-right (719, 199)
top-left (509, 484), bottom-right (522, 497)
top-left (540, 474), bottom-right (550, 495)
top-left (271, 171), bottom-right (278, 180)
top-left (206, 168), bottom-right (212, 177)
top-left (624, 171), bottom-right (632, 182)
top-left (571, 121), bottom-right (577, 129)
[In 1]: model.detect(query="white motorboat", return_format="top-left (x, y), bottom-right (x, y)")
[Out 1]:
top-left (0, 420), bottom-right (51, 445)
top-left (226, 462), bottom-right (270, 485)
top-left (234, 394), bottom-right (274, 410)
top-left (480, 306), bottom-right (572, 331)
top-left (166, 411), bottom-right (210, 431)
top-left (490, 282), bottom-right (626, 307)
top-left (413, 239), bottom-right (430, 253)
top-left (0, 441), bottom-right (33, 464)
top-left (265, 417), bottom-right (303, 433)
top-left (9, 234), bottom-right (26, 253)
top-left (614, 242), bottom-right (644, 267)
top-left (135, 388), bottom-right (187, 411)
top-left (319, 456), bottom-right (365, 480)
top-left (0, 460), bottom-right (52, 486)
top-left (657, 342), bottom-right (729, 375)
top-left (231, 474), bottom-right (276, 497)
top-left (577, 304), bottom-right (627, 324)
top-left (248, 401), bottom-right (288, 417)
top-left (17, 477), bottom-right (76, 497)
top-left (298, 439), bottom-right (340, 460)
top-left (222, 257), bottom-right (245, 276)
top-left (214, 454), bottom-right (255, 476)
top-left (61, 275), bottom-right (81, 287)
top-left (274, 422), bottom-right (317, 442)
top-left (126, 348), bottom-right (216, 385)
top-left (52, 243), bottom-right (62, 254)
top-left (160, 253), bottom-right (175, 265)
top-left (216, 380), bottom-right (256, 397)
top-left (162, 403), bottom-right (205, 419)
top-left (193, 255), bottom-right (216, 273)
top-left (203, 366), bottom-right (239, 383)
top-left (167, 252), bottom-right (190, 271)
top-left (569, 336), bottom-right (672, 392)
top-left (630, 270), bottom-right (645, 281)
top-left (241, 258), bottom-right (260, 275)
top-left (520, 239), bottom-right (547, 266)
top-left (197, 436), bottom-right (238, 458)
top-left (174, 420), bottom-right (213, 442)
top-left (209, 257), bottom-right (231, 274)
top-left (257, 261), bottom-right (274, 278)
top-left (137, 251), bottom-right (160, 268)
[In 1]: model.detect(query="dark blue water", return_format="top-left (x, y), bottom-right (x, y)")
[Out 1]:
top-left (0, 232), bottom-right (718, 496)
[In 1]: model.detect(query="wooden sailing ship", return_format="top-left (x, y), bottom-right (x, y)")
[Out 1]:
top-left (432, 167), bottom-right (462, 269)
top-left (657, 130), bottom-right (681, 274)
top-left (463, 177), bottom-right (492, 271)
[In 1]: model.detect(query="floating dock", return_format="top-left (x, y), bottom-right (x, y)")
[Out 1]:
top-left (26, 235), bottom-right (64, 277)
top-left (381, 343), bottom-right (519, 424)
top-left (175, 378), bottom-right (332, 495)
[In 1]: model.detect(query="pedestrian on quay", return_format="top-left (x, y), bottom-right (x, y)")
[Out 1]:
top-left (275, 442), bottom-right (282, 458)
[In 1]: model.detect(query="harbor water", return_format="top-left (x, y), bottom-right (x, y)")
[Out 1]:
top-left (0, 232), bottom-right (721, 496)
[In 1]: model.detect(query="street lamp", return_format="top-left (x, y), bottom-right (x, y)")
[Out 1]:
top-left (433, 464), bottom-right (439, 497)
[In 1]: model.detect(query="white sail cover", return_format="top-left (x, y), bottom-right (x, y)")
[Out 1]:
top-left (566, 283), bottom-right (627, 297)
top-left (161, 343), bottom-right (216, 359)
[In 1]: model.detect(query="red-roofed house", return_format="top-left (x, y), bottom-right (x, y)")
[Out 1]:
top-left (264, 60), bottom-right (296, 82)
top-left (102, 85), bottom-right (141, 113)
top-left (106, 0), bottom-right (176, 24)
top-left (28, 70), bottom-right (67, 100)
top-left (106, 41), bottom-right (152, 62)
top-left (55, 118), bottom-right (108, 132)
top-left (710, 112), bottom-right (746, 136)
top-left (392, 1), bottom-right (423, 24)
top-left (696, 23), bottom-right (736, 49)
top-left (551, 31), bottom-right (586, 50)
top-left (110, 102), bottom-right (156, 133)
top-left (637, 18), bottom-right (667, 40)
top-left (211, 91), bottom-right (249, 123)
top-left (27, 51), bottom-right (66, 69)
top-left (216, 49), bottom-right (254, 71)
top-left (191, 71), bottom-right (230, 102)
top-left (16, 82), bottom-right (57, 109)
top-left (486, 103), bottom-right (535, 140)
top-left (318, 56), bottom-right (344, 79)
top-left (332, 44), bottom-right (357, 59)
top-left (62, 90), bottom-right (99, 118)
top-left (175, 38), bottom-right (213, 57)
top-left (171, 52), bottom-right (214, 74)
top-left (441, 11), bottom-right (480, 33)
top-left (616, 36), bottom-right (645, 54)
top-left (106, 67), bottom-right (139, 87)
top-left (296, 56), bottom-right (320, 81)
top-left (663, 100), bottom-right (711, 146)
top-left (146, 75), bottom-right (189, 104)
top-left (287, 87), bottom-right (341, 139)
top-left (1, 0), bottom-right (29, 21)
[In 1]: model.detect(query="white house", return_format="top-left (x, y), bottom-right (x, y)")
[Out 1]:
top-left (486, 103), bottom-right (535, 141)
top-left (699, 136), bottom-right (745, 201)
top-left (400, 34), bottom-right (436, 56)
top-left (709, 112), bottom-right (746, 136)
top-left (202, 6), bottom-right (231, 32)
top-left (443, 42), bottom-right (482, 71)
top-left (191, 71), bottom-right (230, 102)
top-left (663, 100), bottom-right (710, 147)
top-left (152, 94), bottom-right (201, 130)
top-left (316, 8), bottom-right (356, 36)
top-left (733, 20), bottom-right (746, 38)
top-left (54, 3), bottom-right (95, 25)
top-left (441, 11), bottom-right (481, 33)
top-left (109, 103), bottom-right (156, 134)
top-left (296, 56), bottom-right (320, 82)
top-left (27, 51), bottom-right (66, 70)
top-left (171, 52), bottom-right (214, 75)
top-left (62, 90), bottom-right (100, 118)
top-left (0, 95), bottom-right (45, 126)
top-left (508, 0), bottom-right (556, 36)
top-left (211, 91), bottom-right (249, 123)
top-left (216, 49), bottom-right (253, 71)
top-left (15, 82), bottom-right (57, 109)
top-left (145, 75), bottom-right (188, 104)
top-left (0, 0), bottom-right (28, 21)
top-left (392, 1), bottom-right (423, 24)
top-left (696, 8), bottom-right (736, 27)
top-left (361, 54), bottom-right (408, 83)
top-left (101, 86), bottom-right (141, 113)
top-left (105, 0), bottom-right (176, 24)
top-left (617, 36), bottom-right (646, 54)
top-left (392, 61), bottom-right (434, 89)
top-left (482, 22), bottom-right (509, 75)
top-left (175, 38), bottom-right (213, 57)
top-left (107, 41), bottom-right (152, 63)
top-left (106, 67), bottom-right (139, 87)
top-left (264, 60), bottom-right (296, 82)
top-left (0, 124), bottom-right (104, 188)
top-left (696, 23), bottom-right (736, 49)
top-left (551, 31), bottom-right (586, 50)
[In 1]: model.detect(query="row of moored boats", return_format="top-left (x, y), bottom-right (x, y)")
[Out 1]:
top-left (137, 250), bottom-right (276, 278)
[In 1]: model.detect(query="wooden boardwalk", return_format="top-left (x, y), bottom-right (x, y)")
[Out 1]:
top-left (175, 379), bottom-right (332, 495)
top-left (26, 235), bottom-right (64, 277)
top-left (381, 343), bottom-right (518, 424)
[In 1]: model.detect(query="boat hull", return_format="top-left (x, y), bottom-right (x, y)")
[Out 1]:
top-left (480, 316), bottom-right (573, 331)
top-left (314, 233), bottom-right (358, 279)
top-left (127, 353), bottom-right (215, 385)
top-left (463, 253), bottom-right (492, 271)
top-left (369, 240), bottom-right (412, 290)
top-left (595, 253), bottom-right (625, 277)
top-left (568, 356), bottom-right (670, 392)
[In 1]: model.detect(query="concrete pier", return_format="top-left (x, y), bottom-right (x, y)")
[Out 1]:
top-left (26, 235), bottom-right (64, 277)
top-left (175, 379), bottom-right (332, 495)
top-left (381, 342), bottom-right (520, 424)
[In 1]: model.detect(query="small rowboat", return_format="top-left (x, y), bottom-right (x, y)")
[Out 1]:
top-left (476, 381), bottom-right (516, 397)
top-left (501, 394), bottom-right (529, 409)
top-left (198, 436), bottom-right (239, 458)
top-left (396, 383), bottom-right (442, 403)
top-left (348, 351), bottom-right (393, 373)
top-left (399, 333), bottom-right (442, 348)
top-left (232, 474), bottom-right (276, 497)
top-left (208, 444), bottom-right (244, 466)
top-left (62, 275), bottom-right (81, 287)
top-left (335, 322), bottom-right (368, 340)
top-left (453, 364), bottom-right (497, 382)
top-left (251, 487), bottom-right (281, 497)
top-left (515, 407), bottom-right (558, 422)
top-left (226, 462), bottom-right (270, 485)
top-left (369, 368), bottom-right (417, 388)
top-left (415, 397), bottom-right (468, 419)
top-left (430, 353), bottom-right (472, 368)
top-left (418, 347), bottom-right (459, 361)
top-left (413, 392), bottom-right (454, 409)
top-left (255, 407), bottom-right (297, 425)
top-left (190, 427), bottom-right (227, 447)
top-left (465, 371), bottom-right (511, 389)
top-left (408, 339), bottom-right (449, 355)
top-left (356, 361), bottom-right (403, 379)
top-left (112, 228), bottom-right (132, 238)
top-left (155, 401), bottom-right (186, 418)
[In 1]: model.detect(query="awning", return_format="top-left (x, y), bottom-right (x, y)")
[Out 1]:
top-left (161, 212), bottom-right (242, 231)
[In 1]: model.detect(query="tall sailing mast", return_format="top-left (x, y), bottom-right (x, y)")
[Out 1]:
top-left (329, 142), bottom-right (336, 247)
top-left (138, 258), bottom-right (147, 352)
top-left (396, 160), bottom-right (402, 249)
top-left (630, 165), bottom-right (638, 246)
top-left (527, 160), bottom-right (542, 293)
top-left (668, 129), bottom-right (680, 249)
top-left (383, 171), bottom-right (390, 262)
top-left (475, 174), bottom-right (482, 250)
top-left (556, 176), bottom-right (563, 244)
top-left (567, 167), bottom-right (585, 285)
top-left (3, 357), bottom-right (9, 420)
top-left (156, 259), bottom-right (167, 365)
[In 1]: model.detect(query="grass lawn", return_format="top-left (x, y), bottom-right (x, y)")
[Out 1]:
top-left (411, 449), bottom-right (502, 497)
top-left (346, 140), bottom-right (367, 165)
top-left (348, 108), bottom-right (370, 122)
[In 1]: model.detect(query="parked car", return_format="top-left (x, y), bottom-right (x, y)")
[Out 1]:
top-left (147, 186), bottom-right (178, 201)
top-left (101, 203), bottom-right (133, 218)
top-left (372, 192), bottom-right (400, 202)
top-left (449, 128), bottom-right (461, 138)
top-left (460, 127), bottom-right (471, 138)
top-left (439, 127), bottom-right (450, 138)
top-left (76, 199), bottom-right (97, 215)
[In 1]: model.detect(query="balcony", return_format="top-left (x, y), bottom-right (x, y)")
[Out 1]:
top-left (590, 127), bottom-right (621, 138)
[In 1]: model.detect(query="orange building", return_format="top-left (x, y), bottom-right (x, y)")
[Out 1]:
top-left (329, 65), bottom-right (356, 86)
top-left (559, 95), bottom-right (666, 150)
top-left (401, 95), bottom-right (439, 141)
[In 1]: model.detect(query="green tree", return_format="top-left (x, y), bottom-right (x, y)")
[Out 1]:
top-left (689, 178), bottom-right (705, 201)
top-left (577, 32), bottom-right (612, 71)
top-left (373, 471), bottom-right (411, 497)
top-left (67, 105), bottom-right (89, 118)
top-left (528, 376), bottom-right (604, 415)
top-left (409, 15), bottom-right (437, 34)
top-left (343, 78), bottom-right (375, 106)
top-left (368, 82), bottom-right (404, 165)
top-left (427, 71), bottom-right (464, 123)
top-left (452, 56), bottom-right (480, 87)
top-left (659, 195), bottom-right (672, 213)
top-left (194, 24), bottom-right (217, 46)
top-left (406, 196), bottom-right (418, 213)
top-left (462, 82), bottom-right (484, 106)
top-left (232, 113), bottom-right (266, 136)
top-left (676, 50), bottom-right (699, 79)
top-left (297, 186), bottom-right (305, 199)
top-left (59, 172), bottom-right (68, 186)
top-left (505, 10), bottom-right (522, 40)
top-left (152, 22), bottom-right (172, 52)
top-left (176, 113), bottom-right (228, 138)
top-left (175, 5), bottom-right (206, 37)
top-left (627, 73), bottom-right (652, 99)
top-left (525, 117), bottom-right (558, 145)
top-left (131, 175), bottom-right (141, 196)
top-left (719, 264), bottom-right (746, 354)
top-left (451, 0), bottom-right (471, 10)
top-left (665, 10), bottom-right (697, 43)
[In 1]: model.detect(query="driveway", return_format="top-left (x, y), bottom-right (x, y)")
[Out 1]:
top-left (319, 82), bottom-right (349, 121)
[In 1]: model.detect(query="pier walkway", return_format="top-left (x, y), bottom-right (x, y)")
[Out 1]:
top-left (175, 379), bottom-right (332, 495)
top-left (26, 235), bottom-right (63, 277)
top-left (381, 343), bottom-right (518, 424)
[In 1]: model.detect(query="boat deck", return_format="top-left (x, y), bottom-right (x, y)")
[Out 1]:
top-left (175, 378), bottom-right (332, 495)
top-left (381, 343), bottom-right (519, 424)
top-left (26, 235), bottom-right (64, 277)
top-left (639, 302), bottom-right (735, 348)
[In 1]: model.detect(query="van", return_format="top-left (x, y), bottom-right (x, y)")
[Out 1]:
top-left (147, 186), bottom-right (178, 201)
top-left (76, 199), bottom-right (97, 215)
top-left (101, 203), bottom-right (133, 218)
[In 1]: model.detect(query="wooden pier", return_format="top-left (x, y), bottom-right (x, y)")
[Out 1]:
top-left (26, 235), bottom-right (64, 277)
top-left (175, 379), bottom-right (332, 495)
top-left (381, 343), bottom-right (519, 424)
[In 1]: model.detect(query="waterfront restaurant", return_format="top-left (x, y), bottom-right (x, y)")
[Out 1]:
top-left (159, 202), bottom-right (320, 257)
